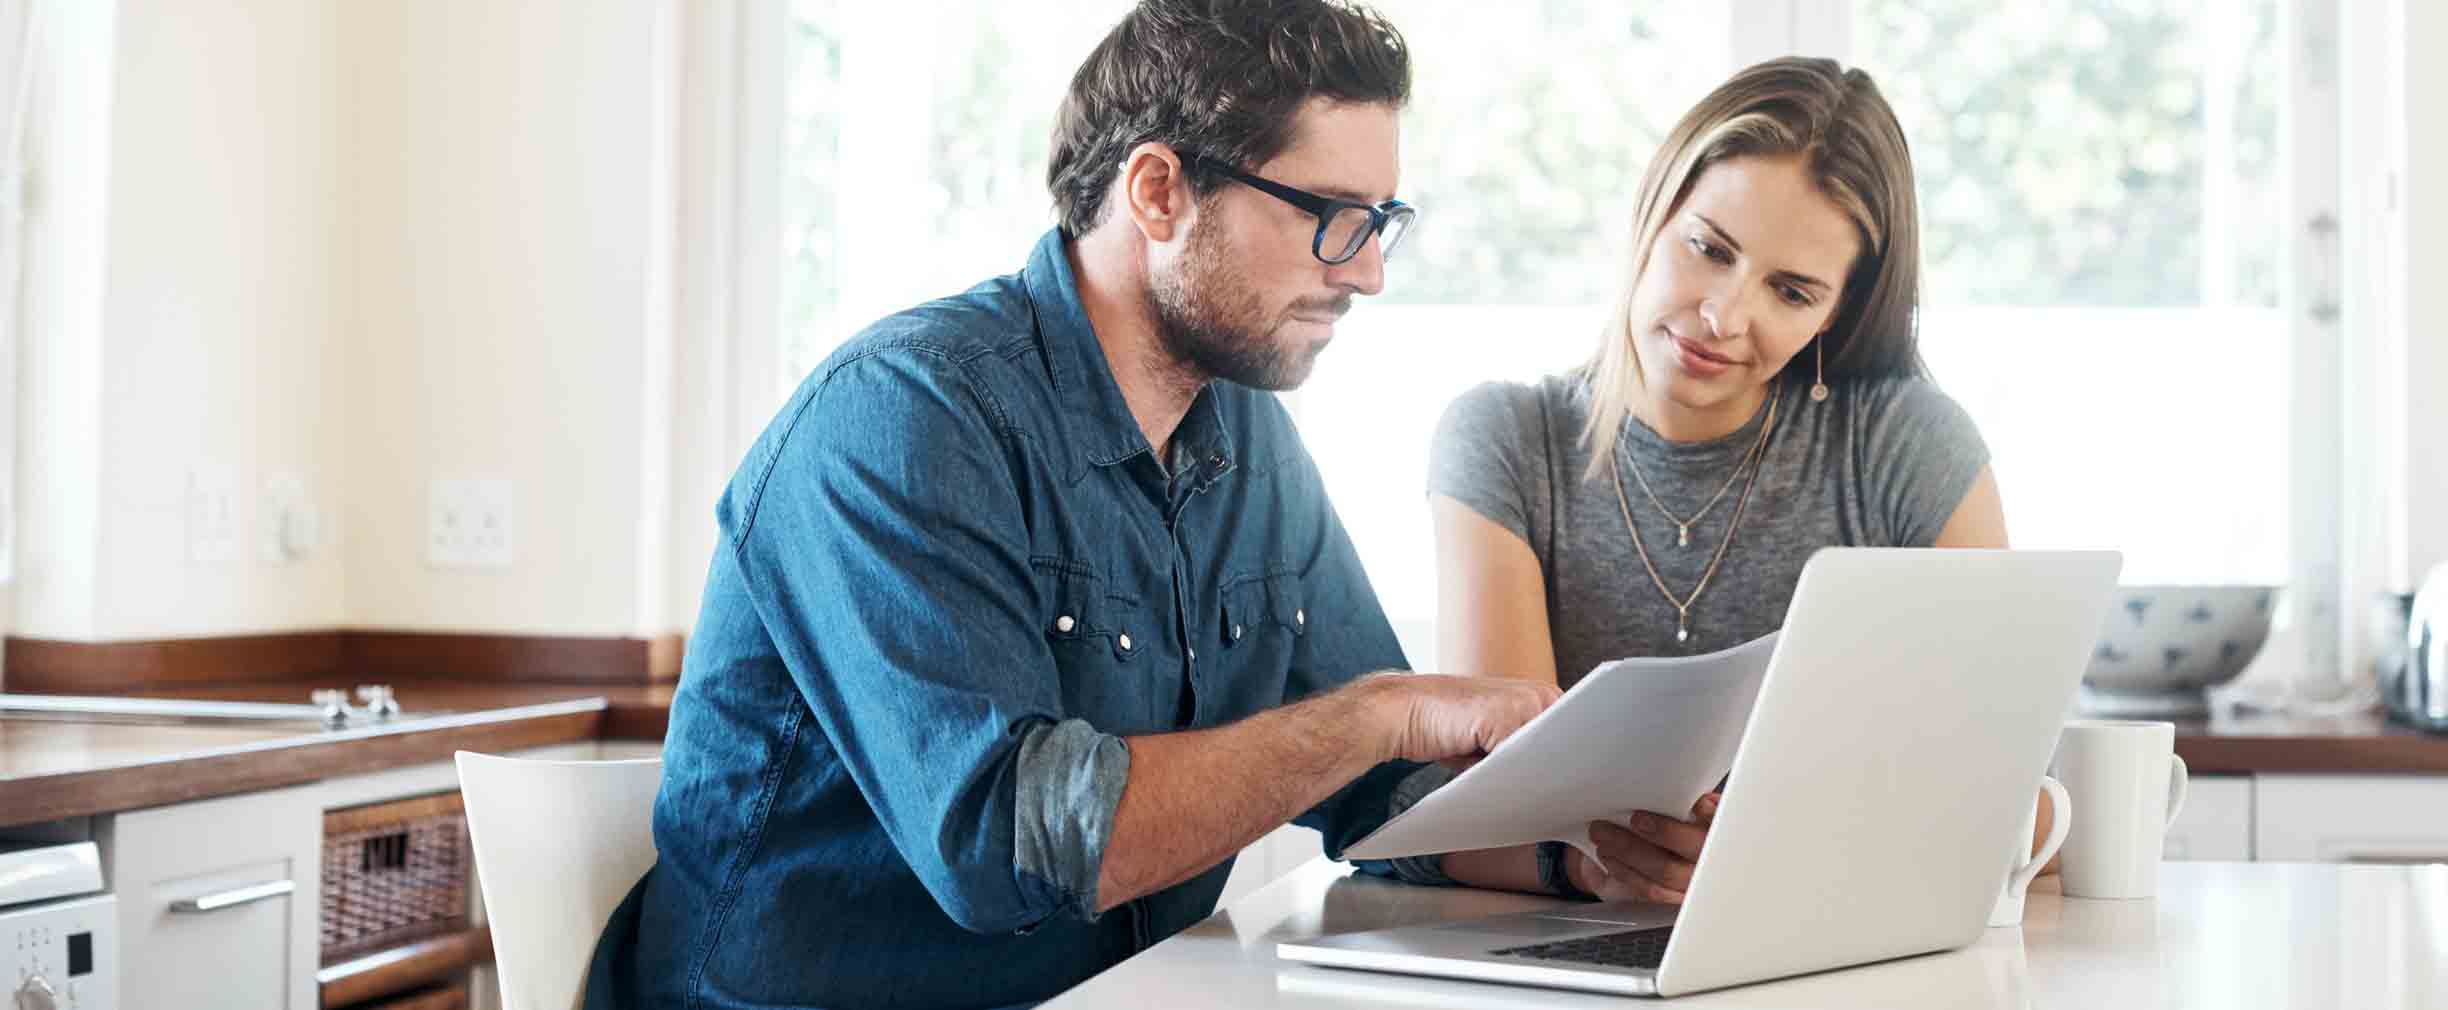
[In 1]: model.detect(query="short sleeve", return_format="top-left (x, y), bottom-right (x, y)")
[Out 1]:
top-left (1427, 381), bottom-right (1552, 549)
top-left (1855, 378), bottom-right (1991, 547)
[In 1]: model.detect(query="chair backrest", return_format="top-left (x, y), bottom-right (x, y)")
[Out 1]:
top-left (456, 750), bottom-right (662, 1010)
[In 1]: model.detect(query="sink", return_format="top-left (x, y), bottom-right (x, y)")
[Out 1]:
top-left (0, 693), bottom-right (388, 731)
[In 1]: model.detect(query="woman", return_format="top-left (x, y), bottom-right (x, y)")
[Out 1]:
top-left (1427, 57), bottom-right (2024, 902)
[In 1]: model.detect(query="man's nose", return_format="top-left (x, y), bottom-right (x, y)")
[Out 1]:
top-left (1326, 231), bottom-right (1387, 297)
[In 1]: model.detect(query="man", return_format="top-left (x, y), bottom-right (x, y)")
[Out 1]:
top-left (584, 3), bottom-right (1661, 1008)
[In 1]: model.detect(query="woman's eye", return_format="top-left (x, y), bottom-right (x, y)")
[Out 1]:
top-left (1688, 236), bottom-right (1731, 264)
top-left (1778, 285), bottom-right (1813, 307)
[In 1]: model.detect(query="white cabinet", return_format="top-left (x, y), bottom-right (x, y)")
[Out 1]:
top-left (99, 784), bottom-right (322, 1010)
top-left (2164, 773), bottom-right (2254, 861)
top-left (2254, 774), bottom-right (2448, 864)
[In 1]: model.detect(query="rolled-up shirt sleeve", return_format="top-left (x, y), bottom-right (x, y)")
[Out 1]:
top-left (1012, 718), bottom-right (1131, 916)
top-left (727, 346), bottom-right (1117, 933)
top-left (1360, 763), bottom-right (1459, 886)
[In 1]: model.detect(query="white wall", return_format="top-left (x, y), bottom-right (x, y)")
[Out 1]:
top-left (85, 0), bottom-right (349, 638)
top-left (2401, 0), bottom-right (2448, 588)
top-left (339, 0), bottom-right (677, 635)
top-left (12, 0), bottom-right (114, 639)
top-left (12, 0), bottom-right (704, 642)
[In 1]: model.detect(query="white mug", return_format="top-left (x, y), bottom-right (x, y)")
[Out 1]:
top-left (2053, 720), bottom-right (2189, 899)
top-left (1988, 775), bottom-right (2070, 927)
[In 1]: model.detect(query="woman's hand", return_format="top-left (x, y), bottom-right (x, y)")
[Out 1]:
top-left (1564, 792), bottom-right (1721, 903)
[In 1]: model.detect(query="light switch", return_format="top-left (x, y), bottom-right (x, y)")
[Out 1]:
top-left (186, 464), bottom-right (241, 564)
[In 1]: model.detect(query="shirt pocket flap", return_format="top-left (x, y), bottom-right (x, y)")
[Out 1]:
top-left (1263, 572), bottom-right (1308, 636)
top-left (1223, 571), bottom-right (1307, 644)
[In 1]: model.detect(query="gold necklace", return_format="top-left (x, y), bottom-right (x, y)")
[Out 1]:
top-left (1609, 385), bottom-right (1780, 645)
top-left (1620, 388), bottom-right (1778, 548)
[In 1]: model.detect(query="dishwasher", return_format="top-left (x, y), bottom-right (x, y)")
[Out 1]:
top-left (0, 840), bottom-right (114, 1009)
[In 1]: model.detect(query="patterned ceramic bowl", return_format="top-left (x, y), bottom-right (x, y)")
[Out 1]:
top-left (2080, 585), bottom-right (2280, 716)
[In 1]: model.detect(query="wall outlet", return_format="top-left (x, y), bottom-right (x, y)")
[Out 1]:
top-left (428, 477), bottom-right (513, 568)
top-left (186, 464), bottom-right (241, 564)
top-left (260, 471), bottom-right (321, 564)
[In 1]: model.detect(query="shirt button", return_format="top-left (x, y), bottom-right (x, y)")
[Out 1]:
top-left (1295, 609), bottom-right (1307, 629)
top-left (1055, 615), bottom-right (1076, 633)
top-left (1188, 647), bottom-right (1197, 663)
top-left (1118, 633), bottom-right (1134, 652)
top-left (1230, 624), bottom-right (1243, 641)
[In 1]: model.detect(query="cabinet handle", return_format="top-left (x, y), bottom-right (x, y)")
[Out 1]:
top-left (169, 879), bottom-right (296, 914)
top-left (2341, 853), bottom-right (2448, 866)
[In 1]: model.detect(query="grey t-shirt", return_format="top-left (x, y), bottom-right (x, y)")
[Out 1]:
top-left (1429, 372), bottom-right (1989, 687)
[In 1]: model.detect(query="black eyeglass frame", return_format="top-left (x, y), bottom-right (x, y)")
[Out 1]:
top-left (1190, 154), bottom-right (1414, 265)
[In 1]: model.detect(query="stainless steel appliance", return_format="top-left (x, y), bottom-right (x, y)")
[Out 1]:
top-left (2391, 566), bottom-right (2448, 732)
top-left (0, 842), bottom-right (114, 1009)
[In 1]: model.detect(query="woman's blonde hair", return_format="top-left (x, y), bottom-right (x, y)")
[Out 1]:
top-left (1583, 57), bottom-right (1925, 475)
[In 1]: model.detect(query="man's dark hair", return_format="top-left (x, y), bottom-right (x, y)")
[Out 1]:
top-left (1046, 0), bottom-right (1411, 235)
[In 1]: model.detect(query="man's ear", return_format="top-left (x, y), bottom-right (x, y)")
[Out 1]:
top-left (1116, 142), bottom-right (1195, 244)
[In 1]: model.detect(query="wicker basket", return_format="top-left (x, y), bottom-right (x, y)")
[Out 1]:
top-left (321, 791), bottom-right (471, 964)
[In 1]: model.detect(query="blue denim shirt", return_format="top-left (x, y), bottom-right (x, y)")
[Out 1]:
top-left (584, 229), bottom-right (1443, 1010)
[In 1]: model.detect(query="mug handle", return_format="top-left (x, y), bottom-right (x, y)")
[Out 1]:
top-left (2010, 776), bottom-right (2072, 895)
top-left (2163, 754), bottom-right (2190, 828)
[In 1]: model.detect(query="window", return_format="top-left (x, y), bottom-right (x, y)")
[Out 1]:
top-left (777, 2), bottom-right (1136, 396)
top-left (762, 1), bottom-right (2345, 680)
top-left (1856, 0), bottom-right (2290, 584)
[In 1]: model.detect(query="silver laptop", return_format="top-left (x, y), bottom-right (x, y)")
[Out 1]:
top-left (1279, 547), bottom-right (2122, 998)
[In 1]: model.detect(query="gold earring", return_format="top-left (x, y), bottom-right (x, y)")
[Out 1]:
top-left (1810, 336), bottom-right (1831, 403)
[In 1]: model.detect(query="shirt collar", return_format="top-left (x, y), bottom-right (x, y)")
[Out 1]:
top-left (1022, 227), bottom-right (1238, 482)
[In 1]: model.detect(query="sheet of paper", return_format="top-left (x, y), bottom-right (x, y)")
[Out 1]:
top-left (1342, 631), bottom-right (1779, 862)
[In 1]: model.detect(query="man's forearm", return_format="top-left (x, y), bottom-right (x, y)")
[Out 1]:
top-left (1094, 678), bottom-right (1398, 910)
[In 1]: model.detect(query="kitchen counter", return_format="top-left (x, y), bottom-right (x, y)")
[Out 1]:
top-left (2172, 708), bottom-right (2448, 773)
top-left (1047, 857), bottom-right (2448, 1009)
top-left (0, 692), bottom-right (609, 828)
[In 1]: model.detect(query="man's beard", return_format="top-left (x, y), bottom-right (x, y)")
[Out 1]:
top-left (1146, 226), bottom-right (1347, 392)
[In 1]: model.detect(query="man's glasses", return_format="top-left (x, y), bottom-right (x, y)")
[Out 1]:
top-left (1192, 155), bottom-right (1415, 265)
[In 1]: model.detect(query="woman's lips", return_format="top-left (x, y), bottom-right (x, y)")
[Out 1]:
top-left (1671, 334), bottom-right (1739, 378)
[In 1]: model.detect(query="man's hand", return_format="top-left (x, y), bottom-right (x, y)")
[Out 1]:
top-left (1097, 671), bottom-right (1556, 910)
top-left (1565, 792), bottom-right (1720, 904)
top-left (1372, 674), bottom-right (1561, 768)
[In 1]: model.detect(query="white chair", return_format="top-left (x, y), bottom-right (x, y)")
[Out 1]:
top-left (456, 751), bottom-right (663, 1010)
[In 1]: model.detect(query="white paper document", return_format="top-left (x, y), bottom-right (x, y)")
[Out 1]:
top-left (1343, 632), bottom-right (1780, 861)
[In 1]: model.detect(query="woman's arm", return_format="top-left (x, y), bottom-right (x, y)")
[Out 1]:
top-left (1428, 493), bottom-right (1567, 894)
top-left (1931, 466), bottom-right (2007, 549)
top-left (1431, 494), bottom-right (1561, 686)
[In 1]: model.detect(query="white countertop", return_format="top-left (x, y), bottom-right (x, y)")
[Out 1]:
top-left (1045, 858), bottom-right (2448, 1009)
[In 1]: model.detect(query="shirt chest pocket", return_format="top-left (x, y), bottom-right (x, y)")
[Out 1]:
top-left (1220, 569), bottom-right (1307, 658)
top-left (1032, 556), bottom-right (1159, 731)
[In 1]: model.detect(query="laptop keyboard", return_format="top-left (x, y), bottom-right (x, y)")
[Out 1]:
top-left (1490, 926), bottom-right (1674, 970)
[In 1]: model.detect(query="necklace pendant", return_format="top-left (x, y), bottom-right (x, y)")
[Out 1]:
top-left (1676, 524), bottom-right (1690, 548)
top-left (1676, 622), bottom-right (1689, 644)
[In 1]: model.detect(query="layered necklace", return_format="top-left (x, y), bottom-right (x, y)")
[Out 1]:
top-left (1608, 383), bottom-right (1782, 645)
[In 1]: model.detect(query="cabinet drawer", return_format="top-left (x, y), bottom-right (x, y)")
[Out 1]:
top-left (103, 785), bottom-right (322, 1010)
top-left (2255, 774), bottom-right (2448, 864)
